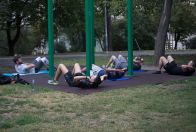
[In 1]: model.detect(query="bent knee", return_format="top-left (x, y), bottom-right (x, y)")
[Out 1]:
top-left (58, 64), bottom-right (65, 68)
top-left (160, 56), bottom-right (165, 60)
top-left (74, 63), bottom-right (80, 67)
top-left (111, 55), bottom-right (116, 60)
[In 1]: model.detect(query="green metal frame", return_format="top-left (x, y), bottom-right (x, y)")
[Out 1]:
top-left (127, 0), bottom-right (133, 76)
top-left (47, 0), bottom-right (133, 77)
top-left (48, 0), bottom-right (54, 78)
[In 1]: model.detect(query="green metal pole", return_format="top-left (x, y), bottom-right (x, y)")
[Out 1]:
top-left (85, 0), bottom-right (92, 76)
top-left (91, 0), bottom-right (95, 64)
top-left (48, 0), bottom-right (54, 77)
top-left (127, 0), bottom-right (133, 76)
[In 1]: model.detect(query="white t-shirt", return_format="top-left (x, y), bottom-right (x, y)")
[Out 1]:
top-left (90, 64), bottom-right (104, 76)
top-left (15, 64), bottom-right (35, 74)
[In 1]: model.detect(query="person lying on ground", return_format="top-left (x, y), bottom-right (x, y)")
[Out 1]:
top-left (13, 55), bottom-right (49, 74)
top-left (82, 63), bottom-right (127, 80)
top-left (0, 73), bottom-right (30, 85)
top-left (153, 55), bottom-right (195, 76)
top-left (102, 54), bottom-right (144, 79)
top-left (133, 56), bottom-right (144, 70)
top-left (48, 63), bottom-right (105, 88)
top-left (81, 64), bottom-right (108, 81)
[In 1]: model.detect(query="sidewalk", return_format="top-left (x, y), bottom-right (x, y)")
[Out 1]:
top-left (0, 50), bottom-right (196, 59)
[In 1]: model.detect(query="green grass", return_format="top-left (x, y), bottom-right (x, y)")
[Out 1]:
top-left (0, 77), bottom-right (196, 131)
top-left (52, 54), bottom-right (196, 66)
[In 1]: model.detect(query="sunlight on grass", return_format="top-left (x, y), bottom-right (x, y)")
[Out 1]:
top-left (0, 77), bottom-right (196, 131)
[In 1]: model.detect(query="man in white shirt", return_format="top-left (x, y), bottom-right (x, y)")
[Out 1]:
top-left (13, 55), bottom-right (49, 74)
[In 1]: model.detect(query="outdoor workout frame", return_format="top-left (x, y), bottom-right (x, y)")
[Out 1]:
top-left (47, 0), bottom-right (133, 77)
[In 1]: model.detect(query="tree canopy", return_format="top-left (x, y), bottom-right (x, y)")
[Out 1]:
top-left (0, 0), bottom-right (195, 56)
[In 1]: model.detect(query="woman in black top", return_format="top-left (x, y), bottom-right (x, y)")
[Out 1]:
top-left (153, 55), bottom-right (195, 76)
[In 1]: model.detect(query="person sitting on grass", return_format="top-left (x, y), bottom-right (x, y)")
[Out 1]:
top-left (103, 54), bottom-right (144, 79)
top-left (153, 55), bottom-right (195, 76)
top-left (48, 63), bottom-right (106, 88)
top-left (13, 55), bottom-right (49, 74)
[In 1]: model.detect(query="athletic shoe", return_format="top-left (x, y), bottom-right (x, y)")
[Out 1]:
top-left (48, 80), bottom-right (59, 85)
top-left (152, 71), bottom-right (161, 74)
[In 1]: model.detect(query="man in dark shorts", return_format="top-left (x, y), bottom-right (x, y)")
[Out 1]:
top-left (48, 63), bottom-right (104, 88)
top-left (153, 55), bottom-right (195, 76)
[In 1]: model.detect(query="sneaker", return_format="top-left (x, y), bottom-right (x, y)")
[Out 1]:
top-left (48, 80), bottom-right (59, 85)
top-left (152, 71), bottom-right (161, 74)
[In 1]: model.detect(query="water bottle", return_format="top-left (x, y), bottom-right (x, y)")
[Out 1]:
top-left (31, 79), bottom-right (35, 93)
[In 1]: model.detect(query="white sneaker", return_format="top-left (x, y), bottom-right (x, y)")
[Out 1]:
top-left (48, 80), bottom-right (59, 85)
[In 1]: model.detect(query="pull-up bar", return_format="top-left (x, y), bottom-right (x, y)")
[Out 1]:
top-left (47, 0), bottom-right (133, 78)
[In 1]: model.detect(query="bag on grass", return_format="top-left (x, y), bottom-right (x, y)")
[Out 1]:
top-left (0, 74), bottom-right (30, 85)
top-left (0, 74), bottom-right (12, 84)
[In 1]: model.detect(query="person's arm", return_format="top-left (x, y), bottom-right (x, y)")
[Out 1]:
top-left (81, 67), bottom-right (86, 73)
top-left (100, 75), bottom-right (107, 81)
top-left (25, 64), bottom-right (35, 69)
top-left (74, 76), bottom-right (88, 81)
top-left (181, 65), bottom-right (193, 68)
top-left (105, 68), bottom-right (126, 73)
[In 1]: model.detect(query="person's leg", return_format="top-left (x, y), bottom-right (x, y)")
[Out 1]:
top-left (34, 61), bottom-right (44, 72)
top-left (72, 63), bottom-right (82, 74)
top-left (158, 56), bottom-right (168, 70)
top-left (106, 55), bottom-right (116, 68)
top-left (117, 54), bottom-right (128, 69)
top-left (167, 55), bottom-right (174, 63)
top-left (153, 56), bottom-right (168, 74)
top-left (32, 57), bottom-right (41, 64)
top-left (54, 64), bottom-right (69, 81)
top-left (41, 57), bottom-right (49, 66)
top-left (118, 54), bottom-right (127, 62)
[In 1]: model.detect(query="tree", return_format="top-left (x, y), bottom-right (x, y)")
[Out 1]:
top-left (154, 0), bottom-right (173, 65)
top-left (0, 0), bottom-right (47, 56)
top-left (171, 1), bottom-right (196, 49)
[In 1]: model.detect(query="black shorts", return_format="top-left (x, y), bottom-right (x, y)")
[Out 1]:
top-left (164, 61), bottom-right (177, 72)
top-left (74, 73), bottom-right (84, 76)
top-left (64, 71), bottom-right (74, 86)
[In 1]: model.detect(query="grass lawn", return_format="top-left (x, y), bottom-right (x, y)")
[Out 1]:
top-left (54, 54), bottom-right (196, 66)
top-left (0, 77), bottom-right (196, 132)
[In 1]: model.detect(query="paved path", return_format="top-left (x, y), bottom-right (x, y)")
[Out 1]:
top-left (0, 50), bottom-right (196, 60)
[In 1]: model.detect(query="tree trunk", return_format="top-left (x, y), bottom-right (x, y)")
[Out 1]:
top-left (108, 15), bottom-right (112, 51)
top-left (154, 0), bottom-right (173, 65)
top-left (81, 30), bottom-right (86, 51)
top-left (6, 14), bottom-right (22, 56)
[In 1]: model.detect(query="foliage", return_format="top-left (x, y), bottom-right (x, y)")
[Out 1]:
top-left (171, 0), bottom-right (196, 46)
top-left (0, 0), bottom-right (196, 55)
top-left (55, 43), bottom-right (67, 53)
top-left (0, 0), bottom-right (48, 55)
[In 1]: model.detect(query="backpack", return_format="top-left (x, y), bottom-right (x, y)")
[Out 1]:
top-left (0, 74), bottom-right (12, 84)
top-left (0, 74), bottom-right (30, 85)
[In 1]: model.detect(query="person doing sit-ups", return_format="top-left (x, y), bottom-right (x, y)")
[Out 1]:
top-left (153, 55), bottom-right (195, 76)
top-left (48, 63), bottom-right (105, 88)
top-left (103, 54), bottom-right (144, 79)
top-left (13, 55), bottom-right (49, 74)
